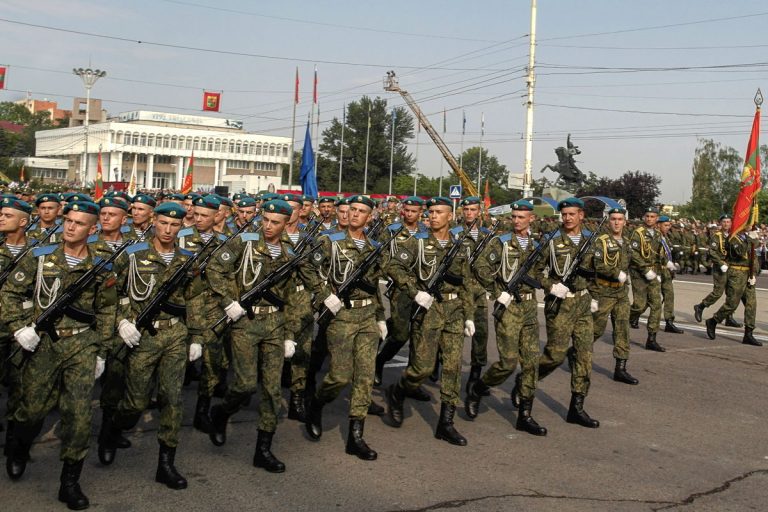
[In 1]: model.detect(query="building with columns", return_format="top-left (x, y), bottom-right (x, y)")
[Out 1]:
top-left (35, 110), bottom-right (291, 193)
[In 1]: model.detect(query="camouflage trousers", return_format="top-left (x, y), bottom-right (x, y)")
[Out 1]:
top-left (220, 312), bottom-right (284, 433)
top-left (592, 285), bottom-right (631, 360)
top-left (12, 330), bottom-right (99, 463)
top-left (482, 297), bottom-right (539, 400)
top-left (539, 292), bottom-right (593, 396)
top-left (289, 295), bottom-right (314, 393)
top-left (401, 297), bottom-right (464, 406)
top-left (1, 334), bottom-right (23, 419)
top-left (629, 270), bottom-right (662, 333)
top-left (713, 269), bottom-right (756, 330)
top-left (469, 290), bottom-right (489, 367)
top-left (198, 301), bottom-right (229, 399)
top-left (99, 336), bottom-right (128, 412)
top-left (114, 321), bottom-right (187, 448)
top-left (389, 286), bottom-right (412, 347)
top-left (661, 275), bottom-right (676, 321)
top-left (701, 267), bottom-right (727, 307)
top-left (316, 303), bottom-right (378, 419)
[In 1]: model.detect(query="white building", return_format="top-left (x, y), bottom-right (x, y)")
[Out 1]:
top-left (35, 110), bottom-right (291, 193)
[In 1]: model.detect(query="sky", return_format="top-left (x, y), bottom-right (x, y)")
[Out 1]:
top-left (1, 0), bottom-right (766, 203)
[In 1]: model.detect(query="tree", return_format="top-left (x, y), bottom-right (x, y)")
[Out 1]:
top-left (577, 170), bottom-right (662, 218)
top-left (683, 139), bottom-right (744, 221)
top-left (316, 96), bottom-right (414, 194)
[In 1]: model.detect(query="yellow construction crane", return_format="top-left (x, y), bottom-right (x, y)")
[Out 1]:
top-left (383, 70), bottom-right (479, 197)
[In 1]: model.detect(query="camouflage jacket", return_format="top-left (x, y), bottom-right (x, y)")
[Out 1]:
top-left (475, 231), bottom-right (539, 297)
top-left (538, 228), bottom-right (594, 293)
top-left (630, 226), bottom-right (662, 273)
top-left (590, 232), bottom-right (630, 291)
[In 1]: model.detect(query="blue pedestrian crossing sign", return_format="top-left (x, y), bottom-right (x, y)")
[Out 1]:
top-left (449, 185), bottom-right (462, 199)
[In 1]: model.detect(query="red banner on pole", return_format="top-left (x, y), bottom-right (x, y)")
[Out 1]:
top-left (94, 151), bottom-right (104, 200)
top-left (181, 152), bottom-right (194, 195)
top-left (731, 103), bottom-right (761, 238)
top-left (0, 66), bottom-right (6, 90)
top-left (294, 67), bottom-right (300, 104)
top-left (203, 91), bottom-right (221, 112)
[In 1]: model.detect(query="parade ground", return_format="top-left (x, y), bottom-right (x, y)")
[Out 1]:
top-left (2, 273), bottom-right (767, 512)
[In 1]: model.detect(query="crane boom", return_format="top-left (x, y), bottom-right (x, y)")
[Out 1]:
top-left (383, 71), bottom-right (479, 197)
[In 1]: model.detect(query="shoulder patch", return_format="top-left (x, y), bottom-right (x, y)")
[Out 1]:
top-left (370, 239), bottom-right (381, 249)
top-left (120, 225), bottom-right (131, 234)
top-left (328, 231), bottom-right (346, 242)
top-left (219, 250), bottom-right (232, 262)
top-left (125, 242), bottom-right (149, 255)
top-left (32, 244), bottom-right (58, 257)
top-left (179, 248), bottom-right (194, 257)
top-left (177, 227), bottom-right (194, 239)
top-left (414, 232), bottom-right (429, 240)
top-left (217, 233), bottom-right (228, 242)
top-left (388, 223), bottom-right (403, 232)
top-left (479, 226), bottom-right (491, 235)
top-left (240, 232), bottom-right (260, 242)
top-left (498, 233), bottom-right (512, 243)
top-left (582, 229), bottom-right (592, 237)
top-left (87, 234), bottom-right (100, 244)
top-left (449, 226), bottom-right (464, 236)
top-left (286, 246), bottom-right (296, 257)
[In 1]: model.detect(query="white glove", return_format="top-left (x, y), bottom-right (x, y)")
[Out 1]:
top-left (617, 271), bottom-right (627, 284)
top-left (284, 339), bottom-right (297, 358)
top-left (496, 291), bottom-right (512, 309)
top-left (644, 270), bottom-right (657, 281)
top-left (94, 356), bottom-right (106, 379)
top-left (189, 343), bottom-right (202, 362)
top-left (747, 230), bottom-right (759, 240)
top-left (118, 319), bottom-right (141, 348)
top-left (676, 263), bottom-right (682, 272)
top-left (414, 291), bottom-right (434, 310)
top-left (14, 325), bottom-right (40, 352)
top-left (377, 320), bottom-right (388, 340)
top-left (324, 294), bottom-right (343, 315)
top-left (224, 301), bottom-right (246, 322)
top-left (549, 282), bottom-right (570, 299)
top-left (720, 264), bottom-right (729, 273)
top-left (666, 261), bottom-right (676, 271)
top-left (464, 320), bottom-right (476, 337)
top-left (656, 275), bottom-right (662, 283)
top-left (748, 276), bottom-right (757, 286)
top-left (590, 299), bottom-right (599, 313)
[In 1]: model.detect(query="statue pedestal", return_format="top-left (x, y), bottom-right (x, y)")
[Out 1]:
top-left (543, 186), bottom-right (571, 202)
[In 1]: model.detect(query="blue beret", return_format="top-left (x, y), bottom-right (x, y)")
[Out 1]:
top-left (460, 196), bottom-right (481, 206)
top-left (644, 206), bottom-right (659, 214)
top-left (60, 192), bottom-right (74, 202)
top-left (427, 196), bottom-right (453, 207)
top-left (511, 200), bottom-right (534, 211)
top-left (238, 196), bottom-right (257, 207)
top-left (154, 202), bottom-right (187, 219)
top-left (107, 191), bottom-right (132, 203)
top-left (1, 197), bottom-right (32, 215)
top-left (557, 197), bottom-right (584, 211)
top-left (301, 195), bottom-right (315, 203)
top-left (99, 197), bottom-right (130, 212)
top-left (281, 193), bottom-right (303, 204)
top-left (184, 193), bottom-right (200, 202)
top-left (35, 193), bottom-right (60, 206)
top-left (318, 197), bottom-right (336, 204)
top-left (335, 197), bottom-right (350, 207)
top-left (194, 195), bottom-right (221, 210)
top-left (64, 201), bottom-right (100, 216)
top-left (403, 196), bottom-right (425, 206)
top-left (718, 214), bottom-right (732, 221)
top-left (349, 195), bottom-right (375, 210)
top-left (216, 195), bottom-right (233, 207)
top-left (68, 193), bottom-right (93, 204)
top-left (260, 192), bottom-right (278, 202)
top-left (607, 207), bottom-right (627, 216)
top-left (132, 194), bottom-right (157, 207)
top-left (262, 199), bottom-right (294, 216)
top-left (166, 193), bottom-right (185, 201)
top-left (658, 215), bottom-right (671, 223)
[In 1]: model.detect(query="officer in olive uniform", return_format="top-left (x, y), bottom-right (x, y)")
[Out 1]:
top-left (27, 193), bottom-right (62, 244)
top-left (657, 216), bottom-right (684, 334)
top-left (629, 207), bottom-right (666, 352)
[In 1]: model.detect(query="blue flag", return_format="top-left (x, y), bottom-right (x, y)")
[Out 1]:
top-left (299, 121), bottom-right (318, 198)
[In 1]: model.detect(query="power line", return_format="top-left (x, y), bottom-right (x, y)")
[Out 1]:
top-left (537, 102), bottom-right (752, 118)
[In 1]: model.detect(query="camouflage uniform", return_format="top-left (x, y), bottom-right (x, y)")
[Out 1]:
top-left (711, 234), bottom-right (757, 330)
top-left (590, 232), bottom-right (631, 360)
top-left (701, 230), bottom-right (729, 307)
top-left (26, 222), bottom-right (62, 245)
top-left (629, 225), bottom-right (662, 333)
top-left (0, 241), bottom-right (28, 422)
top-left (659, 235), bottom-right (677, 322)
top-left (465, 225), bottom-right (493, 378)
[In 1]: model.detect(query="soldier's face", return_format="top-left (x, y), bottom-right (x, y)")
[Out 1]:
top-left (183, 199), bottom-right (194, 219)
top-left (99, 207), bottom-right (127, 234)
top-left (132, 203), bottom-right (153, 225)
top-left (608, 213), bottom-right (626, 235)
top-left (319, 203), bottom-right (334, 218)
top-left (721, 218), bottom-right (732, 231)
top-left (261, 212), bottom-right (288, 242)
top-left (643, 213), bottom-right (658, 227)
top-left (402, 205), bottom-right (421, 225)
top-left (560, 207), bottom-right (583, 231)
top-left (37, 202), bottom-right (60, 223)
top-left (0, 209), bottom-right (28, 233)
top-left (63, 211), bottom-right (97, 244)
top-left (154, 215), bottom-right (183, 245)
top-left (237, 206), bottom-right (256, 224)
top-left (428, 206), bottom-right (453, 231)
top-left (337, 205), bottom-right (349, 227)
top-left (301, 202), bottom-right (313, 217)
top-left (215, 206), bottom-right (230, 224)
top-left (659, 222), bottom-right (671, 235)
top-left (511, 210), bottom-right (532, 233)
top-left (463, 204), bottom-right (481, 223)
top-left (348, 204), bottom-right (372, 229)
top-left (194, 206), bottom-right (216, 232)
top-left (286, 201), bottom-right (302, 224)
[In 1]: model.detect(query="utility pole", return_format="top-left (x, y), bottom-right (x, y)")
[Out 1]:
top-left (73, 67), bottom-right (106, 186)
top-left (519, 0), bottom-right (537, 198)
top-left (388, 107), bottom-right (396, 195)
top-left (338, 103), bottom-right (345, 193)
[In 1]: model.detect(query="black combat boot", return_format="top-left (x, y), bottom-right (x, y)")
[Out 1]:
top-left (435, 403), bottom-right (467, 446)
top-left (566, 393), bottom-right (600, 428)
top-left (97, 412), bottom-right (119, 466)
top-left (367, 401), bottom-right (385, 416)
top-left (629, 315), bottom-right (639, 329)
top-left (345, 419), bottom-right (377, 461)
top-left (405, 385), bottom-right (432, 402)
top-left (305, 397), bottom-right (324, 440)
top-left (208, 405), bottom-right (230, 447)
top-left (374, 338), bottom-right (402, 387)
top-left (645, 332), bottom-right (666, 352)
top-left (3, 420), bottom-right (13, 457)
top-left (509, 373), bottom-right (522, 409)
top-left (287, 390), bottom-right (307, 422)
top-left (566, 346), bottom-right (577, 372)
top-left (155, 443), bottom-right (187, 489)
top-left (725, 316), bottom-right (743, 328)
top-left (516, 398), bottom-right (547, 436)
top-left (5, 433), bottom-right (31, 480)
top-left (429, 359), bottom-right (441, 382)
top-left (58, 459), bottom-right (89, 510)
top-left (386, 382), bottom-right (407, 428)
top-left (465, 364), bottom-right (482, 395)
top-left (464, 379), bottom-right (489, 420)
top-left (213, 369), bottom-right (228, 398)
top-left (253, 430), bottom-right (286, 473)
top-left (693, 303), bottom-right (705, 323)
top-left (743, 328), bottom-right (763, 347)
top-left (193, 396), bottom-right (213, 433)
top-left (664, 319), bottom-right (684, 334)
top-left (613, 359), bottom-right (639, 385)
top-left (706, 318), bottom-right (718, 340)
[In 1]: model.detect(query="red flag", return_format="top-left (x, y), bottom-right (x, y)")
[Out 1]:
top-left (0, 66), bottom-right (6, 90)
top-left (731, 102), bottom-right (761, 238)
top-left (294, 67), bottom-right (300, 104)
top-left (19, 165), bottom-right (25, 182)
top-left (94, 151), bottom-right (104, 200)
top-left (203, 91), bottom-right (221, 112)
top-left (181, 152), bottom-right (194, 195)
top-left (313, 65), bottom-right (318, 104)
top-left (483, 179), bottom-right (491, 210)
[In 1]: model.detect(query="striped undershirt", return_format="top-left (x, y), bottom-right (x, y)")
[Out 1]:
top-left (6, 244), bottom-right (24, 257)
top-left (200, 232), bottom-right (214, 243)
top-left (105, 239), bottom-right (122, 251)
top-left (516, 235), bottom-right (529, 250)
top-left (265, 242), bottom-right (282, 259)
top-left (469, 227), bottom-right (479, 241)
top-left (568, 234), bottom-right (582, 246)
top-left (407, 227), bottom-right (418, 235)
top-left (158, 252), bottom-right (175, 265)
top-left (437, 239), bottom-right (449, 248)
top-left (353, 238), bottom-right (366, 250)
top-left (287, 232), bottom-right (300, 245)
top-left (64, 254), bottom-right (84, 268)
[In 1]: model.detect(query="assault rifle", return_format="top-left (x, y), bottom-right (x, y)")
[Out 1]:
top-left (295, 219), bottom-right (323, 254)
top-left (198, 221), bottom-right (254, 275)
top-left (468, 223), bottom-right (501, 267)
top-left (0, 225), bottom-right (58, 287)
top-left (24, 216), bottom-right (40, 234)
top-left (366, 217), bottom-right (386, 242)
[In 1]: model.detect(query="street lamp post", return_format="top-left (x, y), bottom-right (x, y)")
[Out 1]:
top-left (73, 67), bottom-right (106, 186)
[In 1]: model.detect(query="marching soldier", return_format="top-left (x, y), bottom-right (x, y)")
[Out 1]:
top-left (317, 197), bottom-right (337, 230)
top-left (465, 200), bottom-right (547, 435)
top-left (658, 216), bottom-right (684, 334)
top-left (589, 207), bottom-right (638, 385)
top-left (629, 207), bottom-right (666, 352)
top-left (182, 193), bottom-right (197, 228)
top-left (129, 194), bottom-right (156, 240)
top-left (4, 201), bottom-right (117, 510)
top-left (28, 193), bottom-right (62, 244)
top-left (233, 196), bottom-right (259, 231)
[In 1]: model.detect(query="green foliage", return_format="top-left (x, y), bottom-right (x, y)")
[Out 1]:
top-left (0, 101), bottom-right (63, 166)
top-left (576, 170), bottom-right (662, 218)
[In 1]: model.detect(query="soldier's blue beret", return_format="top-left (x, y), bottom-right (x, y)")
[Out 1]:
top-left (184, 193), bottom-right (200, 202)
top-left (318, 197), bottom-right (336, 204)
top-left (427, 196), bottom-right (453, 208)
top-left (108, 191), bottom-right (132, 203)
top-left (557, 197), bottom-right (584, 211)
top-left (644, 206), bottom-right (659, 214)
top-left (99, 197), bottom-right (130, 212)
top-left (2, 197), bottom-right (32, 215)
top-left (460, 196), bottom-right (481, 206)
top-left (658, 215), bottom-right (671, 223)
top-left (132, 194), bottom-right (157, 207)
top-left (68, 193), bottom-right (93, 203)
top-left (281, 193), bottom-right (303, 204)
top-left (607, 207), bottom-right (626, 215)
top-left (154, 202), bottom-right (187, 219)
top-left (301, 195), bottom-right (315, 203)
top-left (349, 195), bottom-right (376, 210)
top-left (59, 192), bottom-right (74, 202)
top-left (512, 200), bottom-right (534, 211)
top-left (238, 196), bottom-right (257, 207)
top-left (35, 193), bottom-right (60, 206)
top-left (262, 199), bottom-right (294, 216)
top-left (166, 193), bottom-right (185, 201)
top-left (64, 201), bottom-right (100, 216)
top-left (216, 195), bottom-right (233, 207)
top-left (261, 192), bottom-right (279, 202)
top-left (232, 193), bottom-right (243, 201)
top-left (719, 214), bottom-right (732, 221)
top-left (194, 195), bottom-right (221, 210)
top-left (335, 197), bottom-right (350, 207)
top-left (403, 196), bottom-right (425, 206)
top-left (386, 196), bottom-right (400, 203)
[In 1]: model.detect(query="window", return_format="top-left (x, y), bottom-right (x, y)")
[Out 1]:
top-left (140, 133), bottom-right (147, 146)
top-left (148, 134), bottom-right (154, 147)
top-left (155, 135), bottom-right (163, 148)
top-left (227, 160), bottom-right (248, 169)
top-left (186, 137), bottom-right (192, 150)
top-left (116, 132), bottom-right (123, 144)
top-left (152, 172), bottom-right (174, 190)
top-left (214, 139), bottom-right (221, 152)
top-left (163, 135), bottom-right (170, 149)
top-left (132, 133), bottom-right (140, 145)
top-left (269, 144), bottom-right (276, 156)
top-left (229, 141), bottom-right (235, 153)
top-left (255, 143), bottom-right (262, 156)
top-left (155, 155), bottom-right (173, 164)
top-left (194, 138), bottom-right (200, 150)
top-left (282, 145), bottom-right (289, 157)
top-left (171, 136), bottom-right (177, 149)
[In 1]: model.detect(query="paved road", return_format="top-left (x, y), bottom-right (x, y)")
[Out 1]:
top-left (2, 275), bottom-right (767, 511)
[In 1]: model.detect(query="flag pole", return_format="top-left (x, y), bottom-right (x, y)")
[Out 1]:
top-left (338, 103), bottom-right (345, 194)
top-left (477, 112), bottom-right (484, 192)
top-left (363, 103), bottom-right (371, 194)
top-left (414, 121), bottom-right (420, 196)
top-left (458, 109), bottom-right (466, 175)
top-left (313, 101), bottom-right (320, 185)
top-left (288, 67), bottom-right (298, 191)
top-left (388, 107), bottom-right (396, 196)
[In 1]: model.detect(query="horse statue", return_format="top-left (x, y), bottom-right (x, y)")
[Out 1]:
top-left (540, 134), bottom-right (586, 190)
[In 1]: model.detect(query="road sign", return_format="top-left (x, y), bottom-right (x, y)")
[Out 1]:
top-left (449, 184), bottom-right (462, 199)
